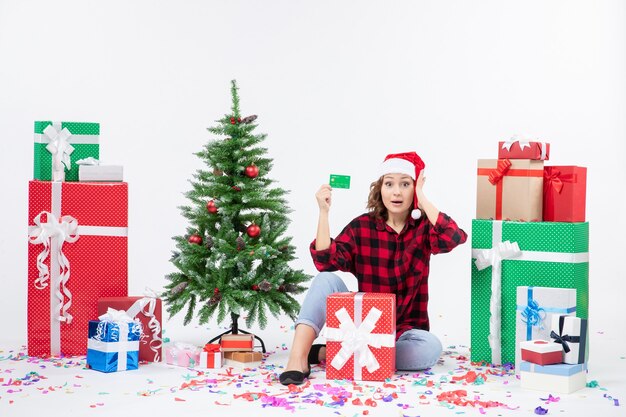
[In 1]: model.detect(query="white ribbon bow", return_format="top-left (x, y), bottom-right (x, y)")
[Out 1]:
top-left (28, 211), bottom-right (79, 324)
top-left (76, 157), bottom-right (100, 166)
top-left (501, 136), bottom-right (531, 152)
top-left (474, 241), bottom-right (521, 271)
top-left (324, 307), bottom-right (395, 375)
top-left (43, 124), bottom-right (75, 182)
top-left (94, 308), bottom-right (142, 371)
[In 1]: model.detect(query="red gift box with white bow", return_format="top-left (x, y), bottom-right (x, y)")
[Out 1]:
top-left (323, 292), bottom-right (396, 381)
top-left (27, 181), bottom-right (128, 356)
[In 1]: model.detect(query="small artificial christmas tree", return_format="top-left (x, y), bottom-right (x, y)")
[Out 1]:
top-left (163, 80), bottom-right (310, 340)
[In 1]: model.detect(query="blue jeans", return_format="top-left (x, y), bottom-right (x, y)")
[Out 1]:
top-left (295, 272), bottom-right (442, 371)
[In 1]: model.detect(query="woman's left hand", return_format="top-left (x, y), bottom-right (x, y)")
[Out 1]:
top-left (415, 170), bottom-right (426, 208)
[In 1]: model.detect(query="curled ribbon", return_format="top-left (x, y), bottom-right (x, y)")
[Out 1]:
top-left (127, 288), bottom-right (163, 361)
top-left (28, 211), bottom-right (79, 324)
top-left (488, 159), bottom-right (512, 185)
top-left (521, 299), bottom-right (547, 330)
top-left (324, 307), bottom-right (395, 375)
top-left (43, 124), bottom-right (74, 182)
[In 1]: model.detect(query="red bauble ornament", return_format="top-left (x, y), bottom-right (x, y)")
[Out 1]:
top-left (252, 285), bottom-right (259, 291)
top-left (244, 164), bottom-right (259, 178)
top-left (246, 224), bottom-right (261, 238)
top-left (206, 200), bottom-right (218, 213)
top-left (188, 234), bottom-right (203, 245)
top-left (230, 117), bottom-right (241, 125)
top-left (232, 186), bottom-right (241, 192)
top-left (214, 288), bottom-right (220, 294)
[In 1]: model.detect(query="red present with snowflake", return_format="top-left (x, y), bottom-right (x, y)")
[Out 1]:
top-left (27, 181), bottom-right (128, 356)
top-left (97, 295), bottom-right (162, 362)
top-left (323, 292), bottom-right (396, 381)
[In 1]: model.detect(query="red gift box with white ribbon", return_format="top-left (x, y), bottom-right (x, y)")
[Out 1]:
top-left (27, 181), bottom-right (128, 356)
top-left (323, 292), bottom-right (396, 381)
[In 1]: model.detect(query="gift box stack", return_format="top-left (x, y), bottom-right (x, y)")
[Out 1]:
top-left (518, 312), bottom-right (588, 393)
top-left (27, 121), bottom-right (163, 370)
top-left (220, 334), bottom-right (262, 368)
top-left (323, 292), bottom-right (396, 381)
top-left (470, 137), bottom-right (589, 389)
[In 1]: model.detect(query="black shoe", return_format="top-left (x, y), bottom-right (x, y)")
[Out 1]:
top-left (279, 367), bottom-right (310, 386)
top-left (308, 344), bottom-right (326, 365)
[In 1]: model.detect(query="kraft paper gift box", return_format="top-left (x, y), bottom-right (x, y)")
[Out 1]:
top-left (323, 292), bottom-right (396, 381)
top-left (223, 351), bottom-right (262, 368)
top-left (520, 340), bottom-right (564, 366)
top-left (515, 286), bottom-right (576, 369)
top-left (550, 315), bottom-right (588, 365)
top-left (27, 181), bottom-right (128, 356)
top-left (220, 334), bottom-right (254, 352)
top-left (470, 219), bottom-right (589, 365)
top-left (520, 361), bottom-right (587, 394)
top-left (476, 159), bottom-right (544, 222)
top-left (33, 121), bottom-right (100, 182)
top-left (86, 309), bottom-right (141, 373)
top-left (498, 139), bottom-right (550, 160)
top-left (98, 296), bottom-right (162, 362)
top-left (199, 344), bottom-right (223, 368)
top-left (165, 342), bottom-right (201, 367)
top-left (543, 166), bottom-right (587, 222)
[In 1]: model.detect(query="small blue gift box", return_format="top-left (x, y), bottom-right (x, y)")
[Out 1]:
top-left (87, 319), bottom-right (141, 373)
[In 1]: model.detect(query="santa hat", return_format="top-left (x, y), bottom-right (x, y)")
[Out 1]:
top-left (378, 151), bottom-right (425, 219)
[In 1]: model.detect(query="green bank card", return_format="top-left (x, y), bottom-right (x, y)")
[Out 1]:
top-left (330, 174), bottom-right (351, 189)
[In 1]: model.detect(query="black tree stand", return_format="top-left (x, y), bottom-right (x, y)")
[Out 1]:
top-left (207, 312), bottom-right (266, 353)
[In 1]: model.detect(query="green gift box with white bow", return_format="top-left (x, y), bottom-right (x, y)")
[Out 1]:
top-left (34, 121), bottom-right (100, 182)
top-left (470, 219), bottom-right (589, 365)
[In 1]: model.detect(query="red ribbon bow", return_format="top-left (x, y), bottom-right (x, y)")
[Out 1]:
top-left (203, 343), bottom-right (221, 353)
top-left (544, 169), bottom-right (564, 194)
top-left (488, 159), bottom-right (512, 185)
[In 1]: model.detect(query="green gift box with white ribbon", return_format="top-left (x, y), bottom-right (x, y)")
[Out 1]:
top-left (470, 219), bottom-right (589, 365)
top-left (34, 121), bottom-right (100, 182)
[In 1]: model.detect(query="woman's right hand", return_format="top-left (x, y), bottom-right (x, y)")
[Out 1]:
top-left (316, 184), bottom-right (332, 212)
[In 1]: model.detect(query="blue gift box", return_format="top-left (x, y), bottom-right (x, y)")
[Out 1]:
top-left (87, 320), bottom-right (141, 373)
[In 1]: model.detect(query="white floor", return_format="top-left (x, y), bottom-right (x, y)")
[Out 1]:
top-left (1, 319), bottom-right (624, 417)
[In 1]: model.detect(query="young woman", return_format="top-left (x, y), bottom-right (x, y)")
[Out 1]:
top-left (279, 152), bottom-right (467, 385)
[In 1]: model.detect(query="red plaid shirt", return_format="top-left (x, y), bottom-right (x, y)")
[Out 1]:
top-left (310, 212), bottom-right (467, 338)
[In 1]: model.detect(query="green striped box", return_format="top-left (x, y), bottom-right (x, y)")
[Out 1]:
top-left (34, 121), bottom-right (100, 181)
top-left (470, 219), bottom-right (589, 365)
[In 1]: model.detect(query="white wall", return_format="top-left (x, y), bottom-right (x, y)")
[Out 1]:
top-left (1, 1), bottom-right (624, 346)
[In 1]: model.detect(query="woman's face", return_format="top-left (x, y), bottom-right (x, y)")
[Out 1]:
top-left (380, 174), bottom-right (414, 217)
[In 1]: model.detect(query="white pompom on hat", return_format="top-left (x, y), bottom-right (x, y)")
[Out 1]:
top-left (378, 151), bottom-right (425, 219)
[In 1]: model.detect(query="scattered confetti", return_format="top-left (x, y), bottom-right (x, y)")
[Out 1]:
top-left (534, 406), bottom-right (548, 415)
